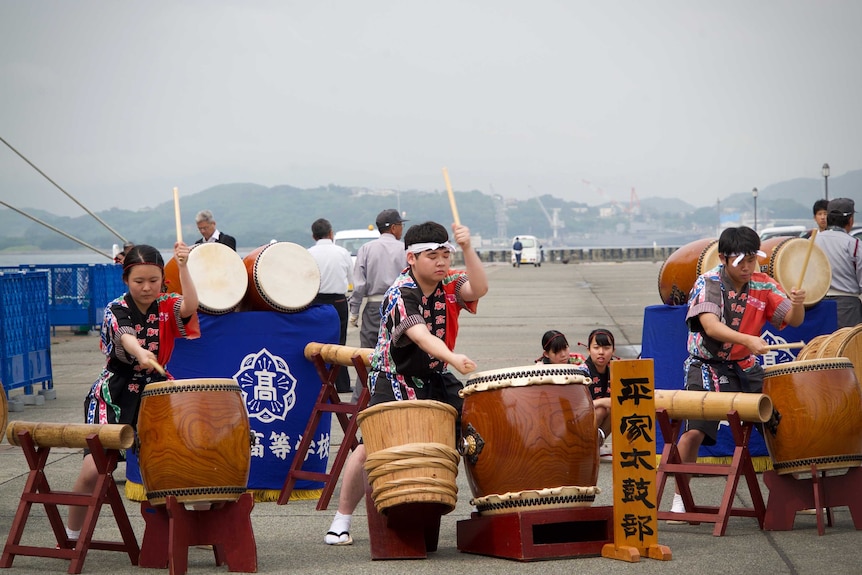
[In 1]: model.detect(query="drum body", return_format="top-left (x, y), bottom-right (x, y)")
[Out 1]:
top-left (657, 238), bottom-right (719, 305)
top-left (241, 242), bottom-right (320, 313)
top-left (1, 391), bottom-right (7, 444)
top-left (460, 365), bottom-right (599, 510)
top-left (760, 237), bottom-right (830, 307)
top-left (137, 379), bottom-right (251, 506)
top-left (357, 400), bottom-right (459, 514)
top-left (163, 242), bottom-right (248, 314)
top-left (763, 358), bottom-right (862, 475)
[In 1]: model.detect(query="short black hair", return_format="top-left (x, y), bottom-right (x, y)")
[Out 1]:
top-left (541, 330), bottom-right (569, 353)
top-left (311, 218), bottom-right (332, 240)
top-left (403, 221), bottom-right (448, 248)
top-left (718, 226), bottom-right (760, 258)
top-left (813, 199), bottom-right (829, 215)
top-left (122, 245), bottom-right (165, 280)
top-left (588, 328), bottom-right (615, 348)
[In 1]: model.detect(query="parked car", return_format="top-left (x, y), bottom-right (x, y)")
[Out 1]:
top-left (759, 226), bottom-right (806, 241)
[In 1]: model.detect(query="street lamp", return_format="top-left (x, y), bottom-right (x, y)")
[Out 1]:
top-left (822, 163), bottom-right (830, 201)
top-left (752, 187), bottom-right (758, 232)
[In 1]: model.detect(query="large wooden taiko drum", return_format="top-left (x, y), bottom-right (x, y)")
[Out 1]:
top-left (759, 237), bottom-right (830, 307)
top-left (358, 400), bottom-right (460, 515)
top-left (763, 358), bottom-right (862, 475)
top-left (1, 391), bottom-right (7, 444)
top-left (657, 238), bottom-right (719, 305)
top-left (163, 242), bottom-right (248, 314)
top-left (137, 378), bottom-right (251, 506)
top-left (459, 364), bottom-right (599, 515)
top-left (241, 242), bottom-right (320, 313)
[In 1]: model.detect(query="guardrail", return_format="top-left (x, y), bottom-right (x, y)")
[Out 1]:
top-left (460, 246), bottom-right (680, 265)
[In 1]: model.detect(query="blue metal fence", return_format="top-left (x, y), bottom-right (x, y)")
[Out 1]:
top-left (0, 270), bottom-right (52, 395)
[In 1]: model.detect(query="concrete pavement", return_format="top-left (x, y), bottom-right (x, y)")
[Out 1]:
top-left (1, 261), bottom-right (858, 574)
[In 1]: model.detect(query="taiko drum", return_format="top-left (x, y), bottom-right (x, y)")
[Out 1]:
top-left (459, 365), bottom-right (598, 500)
top-left (759, 237), bottom-right (830, 307)
top-left (137, 378), bottom-right (251, 506)
top-left (163, 242), bottom-right (248, 314)
top-left (657, 238), bottom-right (719, 305)
top-left (762, 358), bottom-right (862, 475)
top-left (241, 242), bottom-right (320, 313)
top-left (358, 400), bottom-right (459, 514)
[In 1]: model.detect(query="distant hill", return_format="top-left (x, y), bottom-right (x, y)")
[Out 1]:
top-left (2, 170), bottom-right (860, 252)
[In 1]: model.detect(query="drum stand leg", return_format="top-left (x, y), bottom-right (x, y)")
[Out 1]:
top-left (139, 493), bottom-right (257, 575)
top-left (277, 353), bottom-right (370, 509)
top-left (364, 482), bottom-right (446, 560)
top-left (764, 465), bottom-right (862, 535)
top-left (0, 432), bottom-right (140, 574)
top-left (654, 409), bottom-right (766, 536)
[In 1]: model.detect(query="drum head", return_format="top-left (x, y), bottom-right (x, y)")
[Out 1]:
top-left (461, 364), bottom-right (589, 397)
top-left (253, 242), bottom-right (321, 312)
top-left (187, 243), bottom-right (249, 314)
top-left (767, 238), bottom-right (831, 306)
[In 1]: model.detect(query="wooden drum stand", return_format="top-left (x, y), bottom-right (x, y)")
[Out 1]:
top-left (0, 421), bottom-right (140, 574)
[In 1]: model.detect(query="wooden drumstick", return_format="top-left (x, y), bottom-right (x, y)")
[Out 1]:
top-left (441, 167), bottom-right (461, 226)
top-left (795, 229), bottom-right (817, 290)
top-left (762, 342), bottom-right (806, 352)
top-left (173, 187), bottom-right (183, 244)
top-left (148, 358), bottom-right (166, 376)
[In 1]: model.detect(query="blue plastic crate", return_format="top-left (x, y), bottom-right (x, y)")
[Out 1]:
top-left (0, 270), bottom-right (52, 394)
top-left (17, 264), bottom-right (93, 327)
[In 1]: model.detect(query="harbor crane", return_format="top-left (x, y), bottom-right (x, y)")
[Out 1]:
top-left (531, 188), bottom-right (564, 242)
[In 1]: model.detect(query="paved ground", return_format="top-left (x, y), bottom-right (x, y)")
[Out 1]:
top-left (1, 261), bottom-right (858, 574)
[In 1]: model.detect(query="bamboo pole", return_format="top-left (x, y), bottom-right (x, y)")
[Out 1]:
top-left (6, 421), bottom-right (135, 449)
top-left (304, 342), bottom-right (374, 366)
top-left (654, 389), bottom-right (773, 423)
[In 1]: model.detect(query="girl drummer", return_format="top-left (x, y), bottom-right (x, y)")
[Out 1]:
top-left (64, 243), bottom-right (200, 543)
top-left (536, 330), bottom-right (586, 365)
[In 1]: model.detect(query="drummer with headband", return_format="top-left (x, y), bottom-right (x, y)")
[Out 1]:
top-left (667, 225), bottom-right (805, 522)
top-left (324, 220), bottom-right (488, 546)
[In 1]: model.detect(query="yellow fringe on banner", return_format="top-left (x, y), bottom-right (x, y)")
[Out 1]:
top-left (124, 481), bottom-right (323, 503)
top-left (654, 455), bottom-right (774, 473)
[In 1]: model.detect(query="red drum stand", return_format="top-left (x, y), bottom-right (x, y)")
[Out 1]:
top-left (0, 431), bottom-right (139, 574)
top-left (139, 493), bottom-right (257, 575)
top-left (364, 482), bottom-right (447, 560)
top-left (764, 465), bottom-right (862, 535)
top-left (654, 409), bottom-right (766, 536)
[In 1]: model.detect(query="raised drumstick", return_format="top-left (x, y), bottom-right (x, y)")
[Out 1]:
top-left (441, 167), bottom-right (461, 226)
top-left (795, 229), bottom-right (817, 290)
top-left (173, 187), bottom-right (183, 244)
top-left (762, 341), bottom-right (806, 352)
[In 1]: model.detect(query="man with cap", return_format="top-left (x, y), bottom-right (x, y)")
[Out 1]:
top-left (347, 208), bottom-right (408, 402)
top-left (814, 197), bottom-right (862, 328)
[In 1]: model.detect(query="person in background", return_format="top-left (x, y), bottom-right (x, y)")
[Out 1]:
top-left (324, 220), bottom-right (488, 546)
top-left (113, 241), bottom-right (135, 265)
top-left (536, 330), bottom-right (585, 365)
top-left (583, 328), bottom-right (615, 459)
top-left (814, 197), bottom-right (862, 328)
top-left (347, 208), bottom-right (407, 402)
top-left (512, 236), bottom-right (523, 268)
top-left (813, 198), bottom-right (829, 232)
top-left (308, 218), bottom-right (354, 393)
top-left (194, 209), bottom-right (236, 250)
top-left (64, 243), bottom-right (200, 543)
top-left (667, 226), bottom-right (805, 522)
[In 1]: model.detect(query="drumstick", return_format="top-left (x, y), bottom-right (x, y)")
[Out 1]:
top-left (795, 229), bottom-right (817, 290)
top-left (441, 167), bottom-right (461, 226)
top-left (173, 187), bottom-right (183, 244)
top-left (762, 342), bottom-right (806, 352)
top-left (148, 358), bottom-right (167, 376)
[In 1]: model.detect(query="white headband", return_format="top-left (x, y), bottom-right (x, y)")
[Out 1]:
top-left (406, 241), bottom-right (456, 254)
top-left (729, 251), bottom-right (767, 267)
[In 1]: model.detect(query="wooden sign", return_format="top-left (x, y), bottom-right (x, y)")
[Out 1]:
top-left (602, 359), bottom-right (672, 562)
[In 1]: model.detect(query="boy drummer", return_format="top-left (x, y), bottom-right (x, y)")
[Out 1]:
top-left (324, 220), bottom-right (488, 545)
top-left (668, 226), bottom-right (805, 520)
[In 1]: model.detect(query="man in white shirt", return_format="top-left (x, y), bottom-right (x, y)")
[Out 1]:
top-left (347, 209), bottom-right (407, 401)
top-left (308, 218), bottom-right (355, 392)
top-left (814, 197), bottom-right (862, 328)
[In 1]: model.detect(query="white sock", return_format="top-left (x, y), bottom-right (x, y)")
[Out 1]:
top-left (325, 512), bottom-right (352, 544)
top-left (671, 493), bottom-right (685, 513)
top-left (65, 527), bottom-right (80, 541)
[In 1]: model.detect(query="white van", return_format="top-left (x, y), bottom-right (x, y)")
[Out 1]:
top-left (511, 235), bottom-right (541, 267)
top-left (334, 227), bottom-right (381, 267)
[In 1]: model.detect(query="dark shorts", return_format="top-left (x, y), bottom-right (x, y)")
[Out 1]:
top-left (683, 357), bottom-right (764, 445)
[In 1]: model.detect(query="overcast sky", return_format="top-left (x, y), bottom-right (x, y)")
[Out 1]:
top-left (2, 1), bottom-right (860, 217)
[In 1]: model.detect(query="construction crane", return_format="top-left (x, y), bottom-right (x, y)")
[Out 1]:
top-left (531, 189), bottom-right (564, 243)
